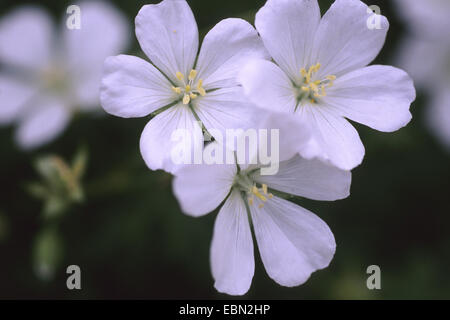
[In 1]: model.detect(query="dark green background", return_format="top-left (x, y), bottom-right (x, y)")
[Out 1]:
top-left (0, 0), bottom-right (449, 299)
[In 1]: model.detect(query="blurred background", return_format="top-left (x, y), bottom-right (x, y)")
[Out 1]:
top-left (0, 0), bottom-right (449, 299)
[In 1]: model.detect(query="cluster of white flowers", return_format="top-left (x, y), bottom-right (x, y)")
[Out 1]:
top-left (99, 0), bottom-right (415, 295)
top-left (0, 0), bottom-right (416, 296)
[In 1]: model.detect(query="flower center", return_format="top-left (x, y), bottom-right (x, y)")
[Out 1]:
top-left (234, 172), bottom-right (273, 209)
top-left (296, 63), bottom-right (336, 104)
top-left (171, 69), bottom-right (206, 105)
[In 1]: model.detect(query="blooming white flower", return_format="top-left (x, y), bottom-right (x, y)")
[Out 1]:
top-left (172, 114), bottom-right (351, 295)
top-left (0, 1), bottom-right (129, 149)
top-left (238, 0), bottom-right (416, 170)
top-left (100, 0), bottom-right (268, 173)
top-left (394, 0), bottom-right (450, 150)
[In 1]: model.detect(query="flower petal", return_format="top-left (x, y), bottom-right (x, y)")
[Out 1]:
top-left (172, 161), bottom-right (237, 217)
top-left (101, 55), bottom-right (176, 118)
top-left (139, 103), bottom-right (203, 173)
top-left (255, 0), bottom-right (321, 81)
top-left (0, 7), bottom-right (53, 70)
top-left (239, 59), bottom-right (297, 114)
top-left (299, 105), bottom-right (365, 170)
top-left (210, 190), bottom-right (254, 295)
top-left (196, 18), bottom-right (268, 89)
top-left (253, 155), bottom-right (351, 201)
top-left (0, 75), bottom-right (37, 125)
top-left (250, 196), bottom-right (335, 287)
top-left (135, 0), bottom-right (198, 82)
top-left (193, 87), bottom-right (262, 137)
top-left (311, 0), bottom-right (389, 77)
top-left (324, 65), bottom-right (415, 132)
top-left (63, 0), bottom-right (130, 108)
top-left (15, 97), bottom-right (70, 150)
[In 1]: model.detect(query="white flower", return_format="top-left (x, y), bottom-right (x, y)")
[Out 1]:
top-left (100, 0), bottom-right (268, 173)
top-left (394, 0), bottom-right (450, 150)
top-left (172, 115), bottom-right (351, 295)
top-left (0, 1), bottom-right (129, 149)
top-left (238, 0), bottom-right (416, 170)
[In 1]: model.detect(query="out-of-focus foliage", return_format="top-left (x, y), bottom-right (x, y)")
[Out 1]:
top-left (0, 0), bottom-right (449, 299)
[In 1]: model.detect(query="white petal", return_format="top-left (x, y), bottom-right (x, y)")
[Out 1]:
top-left (255, 0), bottom-right (320, 81)
top-left (0, 75), bottom-right (37, 125)
top-left (239, 59), bottom-right (297, 114)
top-left (15, 97), bottom-right (70, 150)
top-left (250, 196), bottom-right (335, 287)
top-left (193, 87), bottom-right (262, 137)
top-left (172, 162), bottom-right (237, 217)
top-left (139, 103), bottom-right (203, 173)
top-left (311, 0), bottom-right (389, 77)
top-left (101, 55), bottom-right (176, 118)
top-left (196, 18), bottom-right (268, 89)
top-left (211, 190), bottom-right (254, 295)
top-left (0, 7), bottom-right (53, 70)
top-left (63, 1), bottom-right (130, 108)
top-left (135, 0), bottom-right (198, 82)
top-left (253, 155), bottom-right (351, 201)
top-left (324, 65), bottom-right (415, 132)
top-left (299, 105), bottom-right (365, 170)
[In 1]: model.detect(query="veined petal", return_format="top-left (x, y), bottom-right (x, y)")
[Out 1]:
top-left (211, 190), bottom-right (254, 295)
top-left (250, 196), bottom-right (335, 287)
top-left (172, 162), bottom-right (237, 217)
top-left (298, 105), bottom-right (365, 171)
top-left (238, 59), bottom-right (297, 114)
top-left (196, 18), bottom-right (269, 89)
top-left (101, 55), bottom-right (176, 118)
top-left (311, 0), bottom-right (389, 78)
top-left (0, 75), bottom-right (37, 125)
top-left (64, 0), bottom-right (130, 108)
top-left (139, 103), bottom-right (203, 173)
top-left (253, 155), bottom-right (351, 201)
top-left (324, 65), bottom-right (415, 132)
top-left (0, 7), bottom-right (54, 70)
top-left (193, 87), bottom-right (262, 138)
top-left (135, 0), bottom-right (199, 83)
top-left (255, 0), bottom-right (320, 81)
top-left (15, 97), bottom-right (70, 150)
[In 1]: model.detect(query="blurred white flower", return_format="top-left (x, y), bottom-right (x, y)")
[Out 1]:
top-left (172, 115), bottom-right (351, 295)
top-left (239, 0), bottom-right (416, 170)
top-left (394, 0), bottom-right (450, 149)
top-left (0, 1), bottom-right (129, 149)
top-left (100, 0), bottom-right (268, 173)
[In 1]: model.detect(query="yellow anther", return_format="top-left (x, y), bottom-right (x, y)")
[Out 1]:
top-left (326, 75), bottom-right (336, 81)
top-left (198, 86), bottom-right (206, 97)
top-left (190, 93), bottom-right (197, 99)
top-left (188, 69), bottom-right (197, 81)
top-left (301, 86), bottom-right (310, 92)
top-left (300, 68), bottom-right (307, 77)
top-left (182, 94), bottom-right (190, 105)
top-left (248, 197), bottom-right (254, 206)
top-left (176, 72), bottom-right (184, 81)
top-left (268, 194), bottom-right (273, 199)
top-left (252, 186), bottom-right (267, 202)
top-left (172, 86), bottom-right (182, 94)
top-left (185, 84), bottom-right (191, 92)
top-left (262, 184), bottom-right (268, 195)
top-left (258, 203), bottom-right (264, 209)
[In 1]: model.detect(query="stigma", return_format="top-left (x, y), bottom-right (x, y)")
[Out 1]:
top-left (171, 69), bottom-right (206, 105)
top-left (248, 184), bottom-right (273, 209)
top-left (298, 63), bottom-right (336, 104)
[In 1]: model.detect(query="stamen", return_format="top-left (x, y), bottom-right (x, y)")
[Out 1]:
top-left (298, 63), bottom-right (336, 103)
top-left (176, 72), bottom-right (184, 81)
top-left (188, 69), bottom-right (197, 81)
top-left (252, 186), bottom-right (267, 202)
top-left (171, 86), bottom-right (182, 94)
top-left (189, 93), bottom-right (197, 99)
top-left (183, 94), bottom-right (190, 105)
